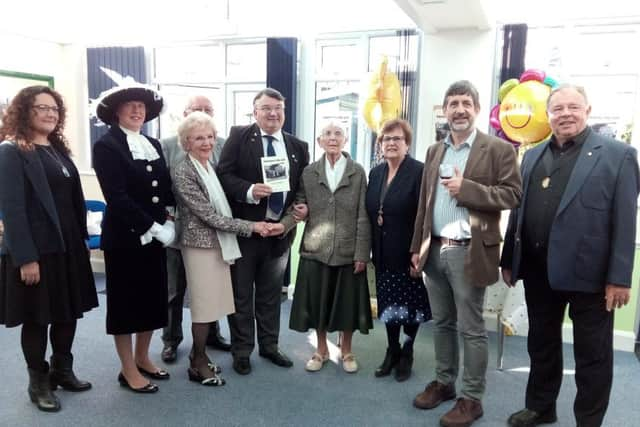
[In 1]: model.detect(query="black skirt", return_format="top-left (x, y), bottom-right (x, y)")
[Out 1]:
top-left (104, 242), bottom-right (168, 335)
top-left (289, 258), bottom-right (373, 334)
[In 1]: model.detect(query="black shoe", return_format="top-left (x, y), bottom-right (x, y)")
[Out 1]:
top-left (28, 362), bottom-right (60, 412)
top-left (188, 366), bottom-right (226, 386)
top-left (394, 345), bottom-right (413, 382)
top-left (161, 345), bottom-right (178, 363)
top-left (508, 408), bottom-right (557, 427)
top-left (206, 321), bottom-right (232, 352)
top-left (394, 354), bottom-right (413, 382)
top-left (374, 347), bottom-right (400, 377)
top-left (117, 373), bottom-right (158, 393)
top-left (232, 356), bottom-right (251, 375)
top-left (259, 349), bottom-right (293, 367)
top-left (50, 353), bottom-right (92, 392)
top-left (206, 334), bottom-right (232, 352)
top-left (137, 365), bottom-right (170, 380)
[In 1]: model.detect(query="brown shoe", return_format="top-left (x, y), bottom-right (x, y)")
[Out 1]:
top-left (440, 398), bottom-right (483, 427)
top-left (413, 380), bottom-right (456, 409)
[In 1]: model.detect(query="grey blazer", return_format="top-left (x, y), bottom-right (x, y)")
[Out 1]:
top-left (282, 153), bottom-right (371, 266)
top-left (173, 157), bottom-right (253, 249)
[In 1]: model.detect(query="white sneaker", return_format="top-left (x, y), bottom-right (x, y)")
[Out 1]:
top-left (305, 352), bottom-right (329, 372)
top-left (341, 353), bottom-right (358, 373)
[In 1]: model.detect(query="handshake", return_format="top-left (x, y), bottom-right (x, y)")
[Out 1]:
top-left (253, 222), bottom-right (284, 238)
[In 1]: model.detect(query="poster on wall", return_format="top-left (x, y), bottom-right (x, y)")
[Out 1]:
top-left (0, 70), bottom-right (54, 125)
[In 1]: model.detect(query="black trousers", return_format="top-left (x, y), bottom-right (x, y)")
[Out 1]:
top-left (228, 237), bottom-right (289, 357)
top-left (523, 269), bottom-right (613, 427)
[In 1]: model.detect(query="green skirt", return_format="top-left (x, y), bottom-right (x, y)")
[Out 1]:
top-left (289, 258), bottom-right (373, 334)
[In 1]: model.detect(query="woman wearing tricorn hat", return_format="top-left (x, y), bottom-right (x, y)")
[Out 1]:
top-left (92, 79), bottom-right (175, 393)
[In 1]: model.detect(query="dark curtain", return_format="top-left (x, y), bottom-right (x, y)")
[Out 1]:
top-left (86, 46), bottom-right (148, 157)
top-left (266, 38), bottom-right (297, 135)
top-left (500, 24), bottom-right (528, 83)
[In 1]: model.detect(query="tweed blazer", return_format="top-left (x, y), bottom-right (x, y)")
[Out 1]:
top-left (173, 156), bottom-right (253, 249)
top-left (410, 130), bottom-right (522, 287)
top-left (282, 153), bottom-right (371, 266)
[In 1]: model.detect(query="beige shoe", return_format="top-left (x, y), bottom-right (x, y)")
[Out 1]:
top-left (341, 353), bottom-right (358, 373)
top-left (305, 352), bottom-right (329, 372)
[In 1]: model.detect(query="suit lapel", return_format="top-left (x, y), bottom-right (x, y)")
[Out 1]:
top-left (427, 143), bottom-right (446, 201)
top-left (462, 132), bottom-right (488, 178)
top-left (20, 149), bottom-right (59, 227)
top-left (555, 135), bottom-right (602, 216)
top-left (249, 124), bottom-right (264, 159)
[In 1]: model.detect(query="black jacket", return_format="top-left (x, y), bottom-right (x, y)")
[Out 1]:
top-left (92, 126), bottom-right (174, 250)
top-left (366, 155), bottom-right (423, 272)
top-left (0, 141), bottom-right (87, 266)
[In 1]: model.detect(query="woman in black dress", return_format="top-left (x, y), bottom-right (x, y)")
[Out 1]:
top-left (92, 81), bottom-right (174, 393)
top-left (365, 119), bottom-right (431, 382)
top-left (0, 86), bottom-right (98, 412)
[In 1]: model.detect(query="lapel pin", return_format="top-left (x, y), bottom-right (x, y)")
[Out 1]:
top-left (588, 152), bottom-right (592, 156)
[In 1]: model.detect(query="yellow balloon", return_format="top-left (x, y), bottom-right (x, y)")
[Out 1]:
top-left (361, 57), bottom-right (402, 132)
top-left (499, 81), bottom-right (551, 144)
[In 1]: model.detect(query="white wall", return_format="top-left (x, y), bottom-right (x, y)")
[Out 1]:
top-left (413, 28), bottom-right (497, 159)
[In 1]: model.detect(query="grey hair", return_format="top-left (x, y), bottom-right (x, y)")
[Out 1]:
top-left (546, 84), bottom-right (589, 110)
top-left (176, 111), bottom-right (217, 150)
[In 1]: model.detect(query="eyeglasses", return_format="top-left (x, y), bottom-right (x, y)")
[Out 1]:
top-left (33, 104), bottom-right (60, 114)
top-left (381, 135), bottom-right (405, 143)
top-left (256, 105), bottom-right (284, 113)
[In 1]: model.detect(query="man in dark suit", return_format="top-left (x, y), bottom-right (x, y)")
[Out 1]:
top-left (410, 80), bottom-right (522, 427)
top-left (501, 84), bottom-right (640, 427)
top-left (217, 88), bottom-right (309, 374)
top-left (160, 95), bottom-right (230, 363)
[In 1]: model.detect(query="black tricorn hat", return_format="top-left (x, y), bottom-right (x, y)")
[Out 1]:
top-left (93, 78), bottom-right (164, 126)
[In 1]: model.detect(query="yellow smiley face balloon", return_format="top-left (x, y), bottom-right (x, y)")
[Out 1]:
top-left (499, 80), bottom-right (552, 144)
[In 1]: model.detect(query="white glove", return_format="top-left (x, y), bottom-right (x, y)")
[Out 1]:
top-left (151, 220), bottom-right (175, 247)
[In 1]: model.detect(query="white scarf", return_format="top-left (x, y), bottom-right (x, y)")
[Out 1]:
top-left (119, 126), bottom-right (160, 161)
top-left (188, 154), bottom-right (241, 264)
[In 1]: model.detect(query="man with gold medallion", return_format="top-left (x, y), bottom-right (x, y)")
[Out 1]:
top-left (501, 84), bottom-right (640, 427)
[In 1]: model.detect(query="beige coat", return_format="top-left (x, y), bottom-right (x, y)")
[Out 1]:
top-left (282, 153), bottom-right (371, 266)
top-left (173, 157), bottom-right (253, 249)
top-left (410, 130), bottom-right (522, 287)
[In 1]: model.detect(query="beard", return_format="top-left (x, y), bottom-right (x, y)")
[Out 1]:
top-left (449, 116), bottom-right (473, 132)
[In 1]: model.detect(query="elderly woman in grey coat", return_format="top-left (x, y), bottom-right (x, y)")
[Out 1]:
top-left (284, 122), bottom-right (372, 374)
top-left (172, 112), bottom-right (269, 386)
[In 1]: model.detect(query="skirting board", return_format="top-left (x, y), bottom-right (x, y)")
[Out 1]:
top-left (484, 312), bottom-right (636, 352)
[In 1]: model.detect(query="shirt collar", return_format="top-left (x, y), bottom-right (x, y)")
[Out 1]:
top-left (119, 125), bottom-right (141, 136)
top-left (444, 128), bottom-right (476, 149)
top-left (324, 152), bottom-right (347, 171)
top-left (549, 126), bottom-right (591, 150)
top-left (260, 129), bottom-right (284, 142)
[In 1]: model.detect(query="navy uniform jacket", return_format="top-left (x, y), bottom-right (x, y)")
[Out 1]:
top-left (92, 126), bottom-right (174, 250)
top-left (501, 128), bottom-right (640, 292)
